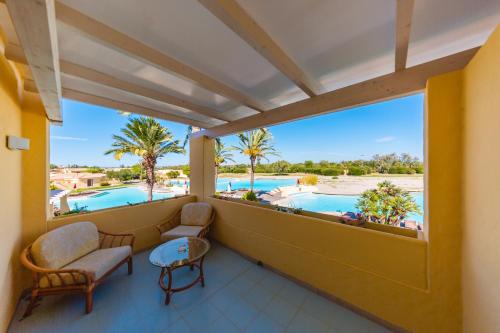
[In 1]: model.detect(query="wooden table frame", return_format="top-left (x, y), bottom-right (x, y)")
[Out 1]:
top-left (158, 255), bottom-right (207, 305)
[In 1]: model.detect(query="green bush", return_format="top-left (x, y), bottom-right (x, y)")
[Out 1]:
top-left (348, 167), bottom-right (368, 176)
top-left (242, 191), bottom-right (258, 201)
top-left (100, 182), bottom-right (111, 187)
top-left (167, 170), bottom-right (180, 179)
top-left (86, 166), bottom-right (104, 173)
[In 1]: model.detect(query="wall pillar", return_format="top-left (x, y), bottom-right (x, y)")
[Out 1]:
top-left (189, 135), bottom-right (215, 201)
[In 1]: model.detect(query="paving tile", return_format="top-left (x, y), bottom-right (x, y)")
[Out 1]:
top-left (301, 293), bottom-right (342, 326)
top-left (286, 310), bottom-right (329, 333)
top-left (184, 301), bottom-right (222, 332)
top-left (277, 281), bottom-right (310, 307)
top-left (245, 313), bottom-right (285, 333)
top-left (7, 245), bottom-right (391, 333)
top-left (206, 316), bottom-right (240, 333)
top-left (263, 296), bottom-right (299, 327)
top-left (223, 296), bottom-right (260, 330)
top-left (242, 283), bottom-right (275, 310)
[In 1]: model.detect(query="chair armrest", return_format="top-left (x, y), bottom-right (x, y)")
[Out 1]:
top-left (20, 247), bottom-right (94, 288)
top-left (198, 210), bottom-right (216, 239)
top-left (155, 209), bottom-right (182, 235)
top-left (98, 230), bottom-right (135, 249)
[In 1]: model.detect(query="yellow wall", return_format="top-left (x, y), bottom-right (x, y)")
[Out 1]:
top-left (208, 68), bottom-right (469, 332)
top-left (189, 136), bottom-right (215, 200)
top-left (0, 36), bottom-right (49, 332)
top-left (462, 27), bottom-right (500, 333)
top-left (49, 196), bottom-right (196, 252)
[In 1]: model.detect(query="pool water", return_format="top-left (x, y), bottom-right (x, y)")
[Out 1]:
top-left (68, 187), bottom-right (174, 211)
top-left (216, 177), bottom-right (297, 192)
top-left (282, 192), bottom-right (424, 222)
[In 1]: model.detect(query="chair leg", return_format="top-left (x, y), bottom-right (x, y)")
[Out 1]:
top-left (23, 290), bottom-right (39, 318)
top-left (128, 257), bottom-right (133, 275)
top-left (85, 290), bottom-right (93, 314)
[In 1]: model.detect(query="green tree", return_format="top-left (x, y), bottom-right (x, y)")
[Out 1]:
top-left (105, 117), bottom-right (185, 201)
top-left (304, 160), bottom-right (314, 169)
top-left (85, 166), bottom-right (104, 174)
top-left (272, 160), bottom-right (291, 174)
top-left (356, 181), bottom-right (421, 226)
top-left (233, 128), bottom-right (279, 191)
top-left (215, 138), bottom-right (235, 183)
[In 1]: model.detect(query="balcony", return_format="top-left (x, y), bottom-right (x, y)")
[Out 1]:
top-left (1, 1), bottom-right (500, 333)
top-left (9, 243), bottom-right (390, 333)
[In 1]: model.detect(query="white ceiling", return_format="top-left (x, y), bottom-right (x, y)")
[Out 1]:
top-left (1, 0), bottom-right (499, 127)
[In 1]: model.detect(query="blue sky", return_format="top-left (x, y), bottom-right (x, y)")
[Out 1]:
top-left (50, 94), bottom-right (424, 167)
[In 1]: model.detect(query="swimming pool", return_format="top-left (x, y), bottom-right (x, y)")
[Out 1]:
top-left (68, 187), bottom-right (174, 211)
top-left (166, 177), bottom-right (297, 192)
top-left (280, 192), bottom-right (424, 222)
top-left (216, 177), bottom-right (297, 192)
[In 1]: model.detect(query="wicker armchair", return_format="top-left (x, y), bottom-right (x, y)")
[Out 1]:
top-left (156, 202), bottom-right (215, 241)
top-left (20, 222), bottom-right (134, 317)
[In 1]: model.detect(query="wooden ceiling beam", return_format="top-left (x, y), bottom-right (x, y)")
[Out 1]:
top-left (199, 0), bottom-right (322, 97)
top-left (54, 1), bottom-right (267, 113)
top-left (195, 47), bottom-right (479, 138)
top-left (6, 43), bottom-right (230, 123)
top-left (61, 88), bottom-right (214, 129)
top-left (395, 0), bottom-right (415, 71)
top-left (6, 0), bottom-right (62, 122)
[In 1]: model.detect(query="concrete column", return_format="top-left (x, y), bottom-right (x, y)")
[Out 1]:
top-left (189, 135), bottom-right (215, 200)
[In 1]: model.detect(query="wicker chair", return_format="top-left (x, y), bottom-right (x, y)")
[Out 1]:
top-left (20, 222), bottom-right (134, 317)
top-left (156, 202), bottom-right (215, 241)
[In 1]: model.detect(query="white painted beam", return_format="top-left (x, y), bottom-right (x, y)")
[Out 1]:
top-left (6, 0), bottom-right (62, 122)
top-left (195, 48), bottom-right (479, 138)
top-left (55, 1), bottom-right (268, 113)
top-left (395, 0), bottom-right (415, 71)
top-left (199, 0), bottom-right (322, 97)
top-left (7, 43), bottom-right (230, 123)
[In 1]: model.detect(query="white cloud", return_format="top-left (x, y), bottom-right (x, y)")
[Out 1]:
top-left (375, 136), bottom-right (395, 143)
top-left (50, 136), bottom-right (88, 141)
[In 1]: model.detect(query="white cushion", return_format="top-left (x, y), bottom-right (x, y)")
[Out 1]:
top-left (31, 222), bottom-right (99, 269)
top-left (181, 202), bottom-right (212, 226)
top-left (38, 246), bottom-right (131, 288)
top-left (161, 225), bottom-right (203, 241)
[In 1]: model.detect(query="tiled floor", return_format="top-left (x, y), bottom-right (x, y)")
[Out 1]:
top-left (8, 243), bottom-right (392, 333)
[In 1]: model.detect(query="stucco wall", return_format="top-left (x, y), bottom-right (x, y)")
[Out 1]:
top-left (49, 195), bottom-right (196, 252)
top-left (462, 27), bottom-right (500, 333)
top-left (207, 69), bottom-right (467, 332)
top-left (0, 34), bottom-right (50, 332)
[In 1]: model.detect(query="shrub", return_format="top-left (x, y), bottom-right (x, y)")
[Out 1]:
top-left (356, 181), bottom-right (422, 226)
top-left (100, 182), bottom-right (111, 187)
top-left (242, 191), bottom-right (258, 201)
top-left (348, 167), bottom-right (368, 176)
top-left (414, 166), bottom-right (424, 174)
top-left (167, 170), bottom-right (180, 179)
top-left (301, 174), bottom-right (318, 185)
top-left (320, 168), bottom-right (342, 176)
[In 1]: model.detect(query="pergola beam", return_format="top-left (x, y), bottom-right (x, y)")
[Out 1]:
top-left (54, 1), bottom-right (267, 113)
top-left (395, 0), bottom-right (415, 71)
top-left (195, 48), bottom-right (479, 138)
top-left (61, 88), bottom-right (214, 129)
top-left (6, 0), bottom-right (62, 122)
top-left (6, 43), bottom-right (230, 123)
top-left (199, 0), bottom-right (322, 97)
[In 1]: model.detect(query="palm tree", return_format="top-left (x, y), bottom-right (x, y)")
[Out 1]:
top-left (214, 138), bottom-right (235, 184)
top-left (105, 117), bottom-right (185, 201)
top-left (233, 128), bottom-right (279, 192)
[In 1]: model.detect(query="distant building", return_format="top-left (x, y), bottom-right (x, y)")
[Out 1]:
top-left (50, 168), bottom-right (107, 189)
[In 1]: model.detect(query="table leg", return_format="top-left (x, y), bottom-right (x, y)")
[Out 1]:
top-left (159, 267), bottom-right (173, 305)
top-left (200, 256), bottom-right (206, 287)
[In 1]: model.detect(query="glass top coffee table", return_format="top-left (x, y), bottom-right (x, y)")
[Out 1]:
top-left (149, 237), bottom-right (210, 305)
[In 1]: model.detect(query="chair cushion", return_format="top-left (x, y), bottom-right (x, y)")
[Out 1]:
top-left (31, 222), bottom-right (99, 269)
top-left (38, 246), bottom-right (132, 288)
top-left (161, 225), bottom-right (203, 242)
top-left (180, 202), bottom-right (212, 226)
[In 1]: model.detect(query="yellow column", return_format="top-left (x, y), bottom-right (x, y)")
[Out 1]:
top-left (189, 135), bottom-right (215, 200)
